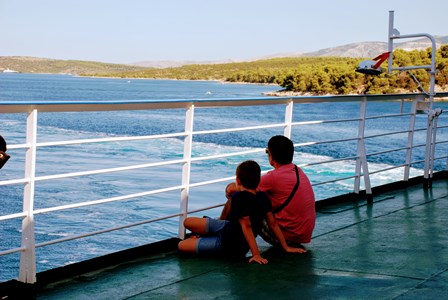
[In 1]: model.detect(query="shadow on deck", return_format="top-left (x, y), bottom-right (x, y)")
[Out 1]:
top-left (2, 175), bottom-right (448, 299)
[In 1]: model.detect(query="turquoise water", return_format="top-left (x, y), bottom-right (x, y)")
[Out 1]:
top-left (0, 74), bottom-right (447, 282)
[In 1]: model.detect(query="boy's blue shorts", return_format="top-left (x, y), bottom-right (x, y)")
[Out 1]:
top-left (196, 217), bottom-right (230, 254)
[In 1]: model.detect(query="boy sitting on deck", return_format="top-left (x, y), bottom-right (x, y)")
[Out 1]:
top-left (178, 160), bottom-right (306, 264)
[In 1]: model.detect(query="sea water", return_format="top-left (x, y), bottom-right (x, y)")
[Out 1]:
top-left (0, 73), bottom-right (447, 282)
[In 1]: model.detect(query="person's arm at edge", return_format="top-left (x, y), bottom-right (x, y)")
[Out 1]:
top-left (257, 171), bottom-right (272, 192)
top-left (265, 212), bottom-right (307, 253)
top-left (219, 199), bottom-right (231, 220)
top-left (239, 216), bottom-right (268, 264)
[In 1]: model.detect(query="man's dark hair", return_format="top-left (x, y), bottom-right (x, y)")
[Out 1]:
top-left (0, 135), bottom-right (6, 152)
top-left (236, 160), bottom-right (261, 190)
top-left (267, 135), bottom-right (294, 165)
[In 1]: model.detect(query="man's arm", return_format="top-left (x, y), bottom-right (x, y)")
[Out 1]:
top-left (265, 212), bottom-right (306, 253)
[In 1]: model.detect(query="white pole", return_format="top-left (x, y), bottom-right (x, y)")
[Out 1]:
top-left (178, 104), bottom-right (194, 239)
top-left (355, 97), bottom-right (371, 202)
top-left (388, 10), bottom-right (395, 74)
top-left (404, 98), bottom-right (419, 181)
top-left (19, 109), bottom-right (38, 283)
top-left (283, 99), bottom-right (294, 139)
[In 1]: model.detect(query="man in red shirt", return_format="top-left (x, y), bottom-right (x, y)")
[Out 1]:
top-left (258, 135), bottom-right (316, 246)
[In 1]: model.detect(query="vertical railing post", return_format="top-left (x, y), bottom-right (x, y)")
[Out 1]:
top-left (354, 98), bottom-right (372, 203)
top-left (178, 104), bottom-right (194, 239)
top-left (19, 109), bottom-right (37, 283)
top-left (404, 98), bottom-right (419, 181)
top-left (283, 99), bottom-right (294, 139)
top-left (423, 110), bottom-right (434, 188)
top-left (429, 109), bottom-right (442, 180)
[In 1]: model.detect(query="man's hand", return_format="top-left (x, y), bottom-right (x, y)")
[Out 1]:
top-left (248, 254), bottom-right (268, 264)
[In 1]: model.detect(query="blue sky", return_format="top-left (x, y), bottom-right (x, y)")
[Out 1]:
top-left (0, 0), bottom-right (446, 64)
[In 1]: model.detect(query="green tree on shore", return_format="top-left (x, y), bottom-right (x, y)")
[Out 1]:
top-left (88, 46), bottom-right (448, 95)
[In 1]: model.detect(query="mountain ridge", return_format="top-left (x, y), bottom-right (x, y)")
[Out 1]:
top-left (130, 35), bottom-right (448, 68)
top-left (1, 36), bottom-right (447, 73)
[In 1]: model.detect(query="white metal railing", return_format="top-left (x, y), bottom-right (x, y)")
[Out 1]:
top-left (1, 93), bottom-right (448, 284)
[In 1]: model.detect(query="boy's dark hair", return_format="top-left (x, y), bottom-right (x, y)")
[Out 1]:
top-left (0, 135), bottom-right (6, 152)
top-left (236, 160), bottom-right (261, 190)
top-left (267, 135), bottom-right (294, 165)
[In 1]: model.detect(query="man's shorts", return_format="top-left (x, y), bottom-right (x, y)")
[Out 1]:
top-left (259, 218), bottom-right (280, 246)
top-left (196, 217), bottom-right (230, 254)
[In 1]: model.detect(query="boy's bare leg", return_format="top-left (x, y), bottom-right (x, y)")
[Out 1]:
top-left (178, 236), bottom-right (199, 253)
top-left (184, 217), bottom-right (207, 235)
top-left (179, 217), bottom-right (208, 253)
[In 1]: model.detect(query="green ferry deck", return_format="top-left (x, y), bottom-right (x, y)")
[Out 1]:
top-left (2, 174), bottom-right (446, 299)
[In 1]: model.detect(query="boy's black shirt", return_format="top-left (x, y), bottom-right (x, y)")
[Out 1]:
top-left (223, 191), bottom-right (272, 255)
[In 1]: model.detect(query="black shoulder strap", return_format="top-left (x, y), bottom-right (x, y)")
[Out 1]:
top-left (273, 165), bottom-right (300, 214)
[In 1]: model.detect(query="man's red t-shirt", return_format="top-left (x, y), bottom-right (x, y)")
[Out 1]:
top-left (258, 163), bottom-right (316, 243)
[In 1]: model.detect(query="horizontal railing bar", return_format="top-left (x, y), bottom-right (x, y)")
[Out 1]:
top-left (291, 118), bottom-right (361, 126)
top-left (0, 178), bottom-right (29, 186)
top-left (34, 132), bottom-right (188, 148)
top-left (0, 246), bottom-right (26, 256)
top-left (34, 159), bottom-right (186, 182)
top-left (189, 169), bottom-right (268, 189)
top-left (411, 159), bottom-right (426, 165)
top-left (294, 141), bottom-right (321, 147)
top-left (5, 133), bottom-right (188, 151)
top-left (303, 155), bottom-right (358, 168)
top-left (193, 123), bottom-right (285, 135)
top-left (366, 146), bottom-right (408, 157)
top-left (192, 117), bottom-right (373, 137)
top-left (5, 143), bottom-right (28, 150)
top-left (312, 174), bottom-right (357, 186)
top-left (1, 93), bottom-right (438, 114)
top-left (410, 127), bottom-right (427, 133)
top-left (190, 148), bottom-right (263, 163)
top-left (365, 129), bottom-right (410, 139)
top-left (295, 137), bottom-right (359, 148)
top-left (411, 143), bottom-right (427, 149)
top-left (187, 203), bottom-right (226, 215)
top-left (434, 155), bottom-right (448, 160)
top-left (189, 176), bottom-right (236, 189)
top-left (365, 112), bottom-right (413, 120)
top-left (0, 211), bottom-right (27, 221)
top-left (35, 212), bottom-right (183, 248)
top-left (33, 185), bottom-right (185, 215)
top-left (369, 164), bottom-right (405, 175)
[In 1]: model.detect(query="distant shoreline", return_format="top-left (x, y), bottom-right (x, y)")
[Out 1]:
top-left (5, 72), bottom-right (448, 100)
top-left (263, 89), bottom-right (448, 101)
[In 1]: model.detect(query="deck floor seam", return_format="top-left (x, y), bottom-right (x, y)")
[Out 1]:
top-left (388, 267), bottom-right (448, 300)
top-left (312, 194), bottom-right (444, 240)
top-left (121, 264), bottom-right (234, 299)
top-left (313, 267), bottom-right (427, 281)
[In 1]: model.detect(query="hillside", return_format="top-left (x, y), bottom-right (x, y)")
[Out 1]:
top-left (0, 56), bottom-right (146, 75)
top-left (302, 36), bottom-right (448, 58)
top-left (1, 36), bottom-right (446, 73)
top-left (90, 57), bottom-right (361, 81)
top-left (130, 36), bottom-right (448, 68)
